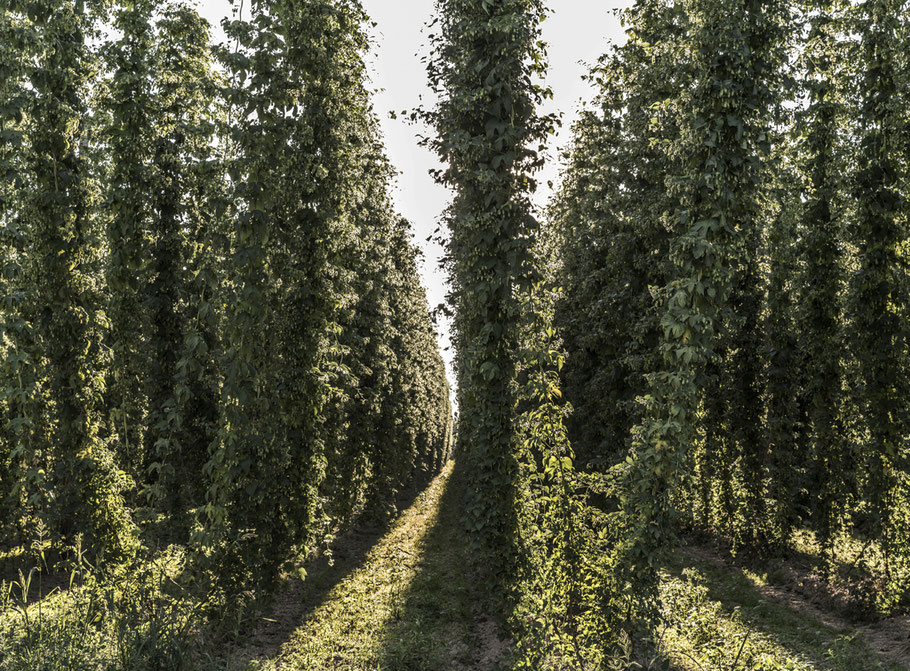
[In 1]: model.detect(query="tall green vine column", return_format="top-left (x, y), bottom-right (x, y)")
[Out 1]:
top-left (624, 0), bottom-right (787, 610)
top-left (25, 0), bottom-right (135, 561)
top-left (104, 0), bottom-right (155, 484)
top-left (764, 169), bottom-right (803, 547)
top-left (0, 5), bottom-right (34, 540)
top-left (427, 0), bottom-right (552, 594)
top-left (207, 0), bottom-right (386, 596)
top-left (143, 2), bottom-right (222, 521)
top-left (553, 0), bottom-right (683, 474)
top-left (205, 0), bottom-right (293, 593)
top-left (727, 231), bottom-right (767, 546)
top-left (797, 0), bottom-right (850, 568)
top-left (851, 0), bottom-right (910, 608)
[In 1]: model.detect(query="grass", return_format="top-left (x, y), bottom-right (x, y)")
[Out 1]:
top-left (375, 462), bottom-right (507, 670)
top-left (657, 549), bottom-right (907, 671)
top-left (241, 460), bottom-right (508, 671)
top-left (0, 463), bottom-right (498, 671)
top-left (2, 472), bottom-right (906, 671)
top-left (0, 554), bottom-right (209, 671)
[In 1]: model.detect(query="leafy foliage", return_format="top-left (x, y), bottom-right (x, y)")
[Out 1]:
top-left (0, 0), bottom-right (451, 631)
top-left (554, 0), bottom-right (910, 635)
top-left (426, 0), bottom-right (553, 592)
top-left (2, 0), bottom-right (909, 666)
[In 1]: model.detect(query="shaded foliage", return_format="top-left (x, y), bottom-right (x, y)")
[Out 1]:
top-left (0, 0), bottom-right (452, 627)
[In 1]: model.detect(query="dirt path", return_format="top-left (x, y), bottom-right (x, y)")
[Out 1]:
top-left (671, 545), bottom-right (910, 670)
top-left (681, 545), bottom-right (910, 666)
top-left (230, 462), bottom-right (509, 671)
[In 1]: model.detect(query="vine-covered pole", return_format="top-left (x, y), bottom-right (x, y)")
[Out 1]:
top-left (143, 3), bottom-right (223, 522)
top-left (763, 160), bottom-right (803, 547)
top-left (427, 0), bottom-right (553, 595)
top-left (26, 0), bottom-right (135, 561)
top-left (850, 0), bottom-right (910, 608)
top-left (0, 3), bottom-right (35, 541)
top-left (798, 0), bottom-right (850, 568)
top-left (624, 0), bottom-right (787, 610)
top-left (103, 0), bottom-right (155, 484)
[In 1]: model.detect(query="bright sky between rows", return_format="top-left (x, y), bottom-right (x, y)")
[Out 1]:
top-left (197, 0), bottom-right (634, 383)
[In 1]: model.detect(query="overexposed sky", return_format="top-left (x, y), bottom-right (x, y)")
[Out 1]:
top-left (197, 0), bottom-right (633, 382)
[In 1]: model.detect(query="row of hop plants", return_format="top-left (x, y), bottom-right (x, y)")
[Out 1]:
top-left (430, 0), bottom-right (908, 668)
top-left (554, 0), bottom-right (910, 637)
top-left (426, 0), bottom-right (630, 667)
top-left (0, 0), bottom-right (453, 642)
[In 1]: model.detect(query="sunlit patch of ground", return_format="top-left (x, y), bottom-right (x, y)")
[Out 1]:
top-left (240, 462), bottom-right (508, 671)
top-left (657, 548), bottom-right (907, 671)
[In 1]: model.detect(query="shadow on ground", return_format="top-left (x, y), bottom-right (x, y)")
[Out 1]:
top-left (221, 468), bottom-right (439, 665)
top-left (661, 548), bottom-right (906, 671)
top-left (374, 459), bottom-right (510, 671)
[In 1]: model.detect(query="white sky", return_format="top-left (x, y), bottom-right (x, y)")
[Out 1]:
top-left (197, 0), bottom-right (633, 383)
